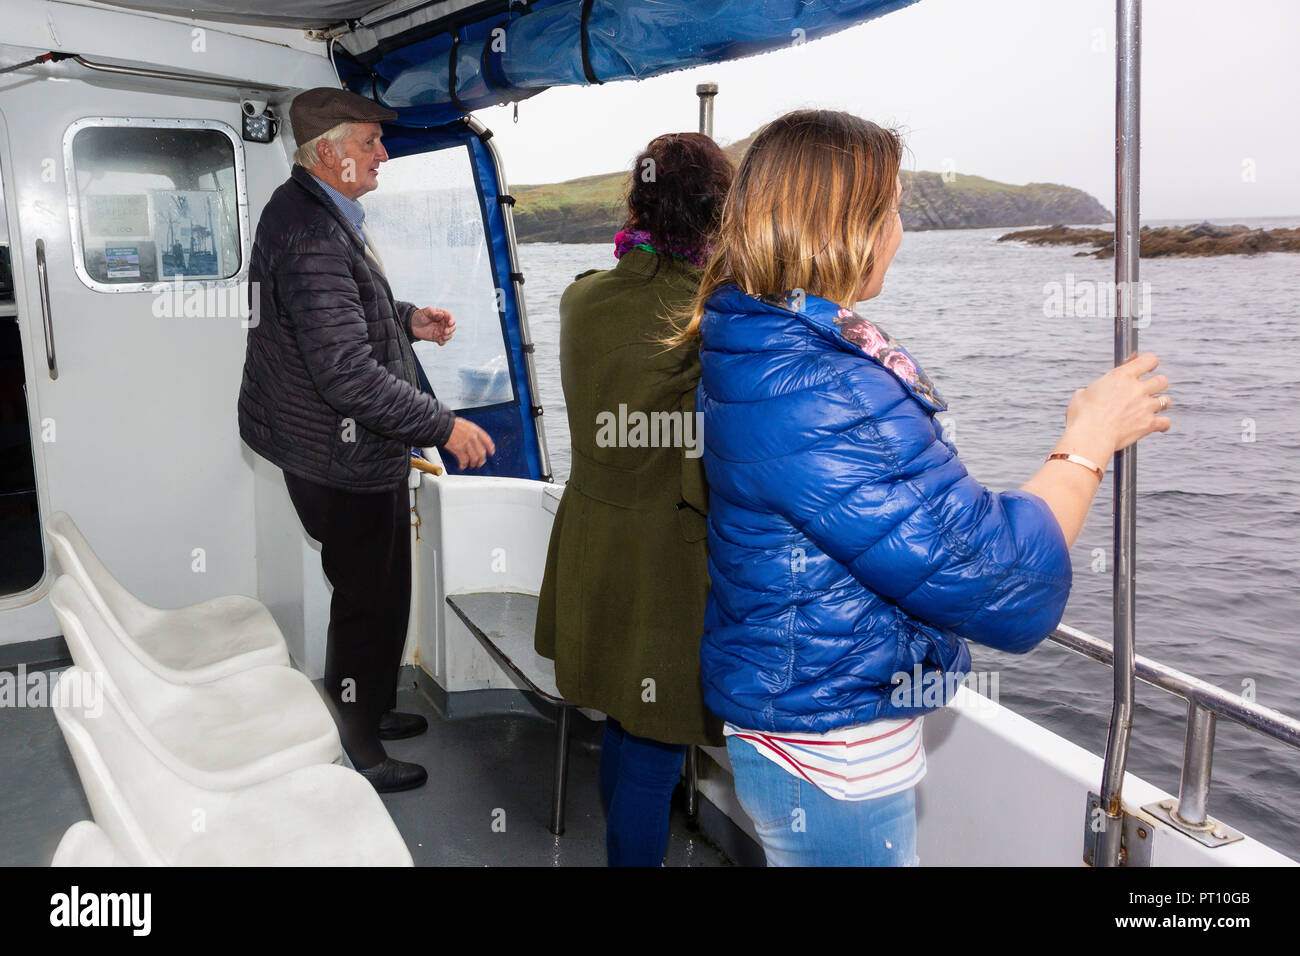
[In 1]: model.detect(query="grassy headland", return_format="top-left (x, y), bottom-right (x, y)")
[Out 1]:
top-left (511, 131), bottom-right (1113, 243)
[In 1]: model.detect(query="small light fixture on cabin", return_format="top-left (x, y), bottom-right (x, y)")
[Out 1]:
top-left (241, 100), bottom-right (278, 144)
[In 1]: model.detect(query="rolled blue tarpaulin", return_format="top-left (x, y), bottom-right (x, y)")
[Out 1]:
top-left (335, 0), bottom-right (918, 125)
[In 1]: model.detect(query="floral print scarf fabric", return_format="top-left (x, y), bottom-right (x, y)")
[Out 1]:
top-left (832, 307), bottom-right (945, 410)
top-left (614, 229), bottom-right (710, 267)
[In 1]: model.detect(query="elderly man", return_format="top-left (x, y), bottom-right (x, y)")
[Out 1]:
top-left (239, 88), bottom-right (494, 792)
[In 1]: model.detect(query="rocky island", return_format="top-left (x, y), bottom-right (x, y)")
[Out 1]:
top-left (511, 130), bottom-right (1113, 243)
top-left (998, 222), bottom-right (1300, 258)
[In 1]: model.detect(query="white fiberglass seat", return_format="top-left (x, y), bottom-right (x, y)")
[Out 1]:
top-left (51, 821), bottom-right (128, 866)
top-left (53, 666), bottom-right (412, 866)
top-left (46, 511), bottom-right (288, 683)
top-left (51, 574), bottom-right (340, 789)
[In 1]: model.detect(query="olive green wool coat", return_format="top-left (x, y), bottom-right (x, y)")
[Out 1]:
top-left (534, 249), bottom-right (723, 747)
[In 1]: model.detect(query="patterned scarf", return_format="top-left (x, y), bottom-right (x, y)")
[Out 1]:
top-left (614, 229), bottom-right (710, 267)
top-left (759, 290), bottom-right (946, 411)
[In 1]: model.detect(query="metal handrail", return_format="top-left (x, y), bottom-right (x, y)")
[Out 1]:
top-left (72, 55), bottom-right (287, 93)
top-left (1051, 625), bottom-right (1300, 747)
top-left (1048, 623), bottom-right (1300, 837)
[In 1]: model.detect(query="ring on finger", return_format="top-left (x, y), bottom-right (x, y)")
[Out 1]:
top-left (1156, 394), bottom-right (1170, 412)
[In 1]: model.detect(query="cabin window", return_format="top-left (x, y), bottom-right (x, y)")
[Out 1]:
top-left (365, 144), bottom-right (516, 411)
top-left (64, 119), bottom-right (247, 292)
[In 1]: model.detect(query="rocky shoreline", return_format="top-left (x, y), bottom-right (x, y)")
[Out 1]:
top-left (998, 222), bottom-right (1300, 258)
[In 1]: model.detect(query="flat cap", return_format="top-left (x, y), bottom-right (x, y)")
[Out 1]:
top-left (289, 87), bottom-right (398, 145)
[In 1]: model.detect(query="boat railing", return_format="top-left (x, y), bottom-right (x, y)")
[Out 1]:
top-left (1046, 622), bottom-right (1300, 850)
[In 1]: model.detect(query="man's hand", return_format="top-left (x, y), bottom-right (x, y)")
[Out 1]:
top-left (443, 417), bottom-right (495, 470)
top-left (411, 307), bottom-right (456, 345)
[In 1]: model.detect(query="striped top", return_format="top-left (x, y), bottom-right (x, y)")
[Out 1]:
top-left (724, 716), bottom-right (925, 801)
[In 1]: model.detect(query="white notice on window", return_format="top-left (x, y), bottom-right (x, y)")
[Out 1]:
top-left (84, 195), bottom-right (150, 239)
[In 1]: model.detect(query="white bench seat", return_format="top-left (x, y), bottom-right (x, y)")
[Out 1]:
top-left (51, 574), bottom-right (340, 790)
top-left (51, 821), bottom-right (127, 867)
top-left (47, 511), bottom-right (288, 683)
top-left (127, 596), bottom-right (285, 675)
top-left (53, 666), bottom-right (412, 866)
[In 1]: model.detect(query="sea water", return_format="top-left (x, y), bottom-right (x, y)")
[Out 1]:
top-left (516, 218), bottom-right (1300, 856)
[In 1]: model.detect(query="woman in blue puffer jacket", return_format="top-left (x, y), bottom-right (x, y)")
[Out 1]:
top-left (666, 110), bottom-right (1172, 866)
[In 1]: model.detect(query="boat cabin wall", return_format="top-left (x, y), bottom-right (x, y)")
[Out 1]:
top-left (0, 1), bottom-right (339, 671)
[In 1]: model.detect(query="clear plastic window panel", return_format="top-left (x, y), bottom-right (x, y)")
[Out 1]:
top-left (70, 125), bottom-right (241, 286)
top-left (365, 145), bottom-right (515, 410)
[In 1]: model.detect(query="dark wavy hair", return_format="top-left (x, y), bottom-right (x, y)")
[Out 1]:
top-left (622, 132), bottom-right (735, 269)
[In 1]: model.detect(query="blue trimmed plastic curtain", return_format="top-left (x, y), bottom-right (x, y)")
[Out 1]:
top-left (395, 122), bottom-right (545, 481)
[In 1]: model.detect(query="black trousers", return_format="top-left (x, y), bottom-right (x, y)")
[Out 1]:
top-left (283, 471), bottom-right (410, 768)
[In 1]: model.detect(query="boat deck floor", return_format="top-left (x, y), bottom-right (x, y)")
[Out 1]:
top-left (0, 666), bottom-right (734, 867)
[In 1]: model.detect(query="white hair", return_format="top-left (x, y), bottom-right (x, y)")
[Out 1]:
top-left (293, 121), bottom-right (354, 169)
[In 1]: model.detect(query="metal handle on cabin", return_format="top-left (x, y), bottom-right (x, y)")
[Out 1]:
top-left (410, 456), bottom-right (443, 477)
top-left (35, 239), bottom-right (57, 380)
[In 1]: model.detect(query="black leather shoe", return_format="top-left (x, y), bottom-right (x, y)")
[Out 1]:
top-left (356, 757), bottom-right (428, 793)
top-left (379, 710), bottom-right (429, 740)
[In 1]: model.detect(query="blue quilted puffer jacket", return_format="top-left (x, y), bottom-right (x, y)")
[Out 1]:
top-left (698, 285), bottom-right (1072, 733)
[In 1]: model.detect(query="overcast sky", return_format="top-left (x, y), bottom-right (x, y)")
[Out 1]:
top-left (472, 0), bottom-right (1299, 221)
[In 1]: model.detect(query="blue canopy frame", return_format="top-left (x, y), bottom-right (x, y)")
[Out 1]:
top-left (334, 0), bottom-right (918, 123)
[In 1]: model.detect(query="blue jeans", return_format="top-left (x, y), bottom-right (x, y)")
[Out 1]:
top-left (726, 735), bottom-right (920, 867)
top-left (599, 717), bottom-right (687, 867)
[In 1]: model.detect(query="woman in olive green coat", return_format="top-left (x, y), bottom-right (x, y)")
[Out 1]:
top-left (535, 132), bottom-right (734, 866)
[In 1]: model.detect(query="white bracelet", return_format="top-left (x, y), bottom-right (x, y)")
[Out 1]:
top-left (1046, 452), bottom-right (1105, 481)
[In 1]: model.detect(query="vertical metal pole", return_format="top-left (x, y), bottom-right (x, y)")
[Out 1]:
top-left (1097, 0), bottom-right (1141, 868)
top-left (1174, 703), bottom-right (1217, 827)
top-left (696, 82), bottom-right (718, 137)
top-left (685, 744), bottom-right (699, 827)
top-left (690, 82), bottom-right (713, 834)
top-left (550, 703), bottom-right (571, 836)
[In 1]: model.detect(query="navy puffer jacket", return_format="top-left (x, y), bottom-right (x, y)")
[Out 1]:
top-left (239, 165), bottom-right (455, 492)
top-left (698, 285), bottom-right (1072, 733)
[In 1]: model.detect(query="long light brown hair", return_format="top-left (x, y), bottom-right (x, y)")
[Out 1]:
top-left (664, 109), bottom-right (903, 346)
